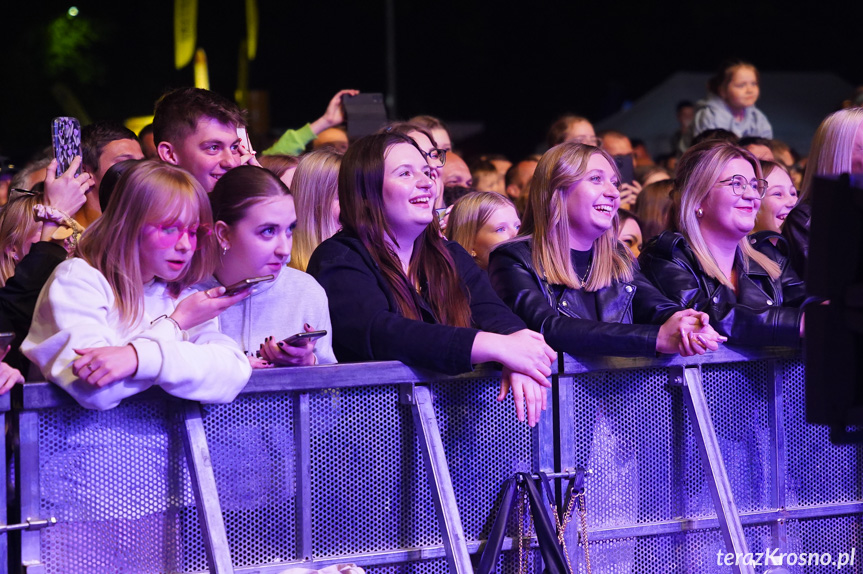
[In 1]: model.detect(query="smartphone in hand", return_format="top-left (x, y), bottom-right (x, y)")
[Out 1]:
top-left (281, 330), bottom-right (327, 347)
top-left (52, 117), bottom-right (83, 177)
top-left (222, 275), bottom-right (275, 296)
top-left (0, 332), bottom-right (15, 350)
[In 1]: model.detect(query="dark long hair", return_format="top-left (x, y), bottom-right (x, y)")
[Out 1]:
top-left (339, 132), bottom-right (471, 327)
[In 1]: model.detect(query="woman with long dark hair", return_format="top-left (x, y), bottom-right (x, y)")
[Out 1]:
top-left (307, 132), bottom-right (556, 425)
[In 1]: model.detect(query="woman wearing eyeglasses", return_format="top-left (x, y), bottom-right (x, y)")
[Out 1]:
top-left (635, 141), bottom-right (806, 346)
top-left (23, 160), bottom-right (251, 409)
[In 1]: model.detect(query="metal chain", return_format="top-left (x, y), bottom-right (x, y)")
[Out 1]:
top-left (576, 489), bottom-right (592, 574)
top-left (547, 486), bottom-right (578, 574)
top-left (517, 487), bottom-right (531, 574)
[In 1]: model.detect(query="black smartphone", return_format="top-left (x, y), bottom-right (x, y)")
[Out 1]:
top-left (222, 274), bottom-right (275, 296)
top-left (612, 154), bottom-right (635, 186)
top-left (343, 93), bottom-right (388, 141)
top-left (0, 332), bottom-right (15, 350)
top-left (281, 330), bottom-right (327, 346)
top-left (52, 117), bottom-right (83, 177)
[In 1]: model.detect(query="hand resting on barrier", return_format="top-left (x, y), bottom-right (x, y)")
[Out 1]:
top-left (472, 329), bottom-right (556, 427)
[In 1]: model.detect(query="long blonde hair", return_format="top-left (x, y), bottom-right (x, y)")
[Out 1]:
top-left (674, 141), bottom-right (780, 287)
top-left (799, 107), bottom-right (863, 202)
top-left (289, 149), bottom-right (342, 271)
top-left (445, 191), bottom-right (516, 255)
top-left (0, 194), bottom-right (42, 287)
top-left (522, 142), bottom-right (633, 291)
top-left (77, 161), bottom-right (217, 326)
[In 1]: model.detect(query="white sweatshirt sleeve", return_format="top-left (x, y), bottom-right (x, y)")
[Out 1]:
top-left (22, 259), bottom-right (251, 410)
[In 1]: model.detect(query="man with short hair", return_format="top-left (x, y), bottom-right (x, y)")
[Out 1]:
top-left (154, 87), bottom-right (250, 193)
top-left (504, 157), bottom-right (539, 216)
top-left (80, 121), bottom-right (144, 225)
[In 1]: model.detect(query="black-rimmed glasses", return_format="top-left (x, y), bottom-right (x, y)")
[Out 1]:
top-left (717, 175), bottom-right (768, 199)
top-left (420, 148), bottom-right (447, 168)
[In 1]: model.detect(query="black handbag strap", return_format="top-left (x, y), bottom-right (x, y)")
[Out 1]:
top-left (477, 477), bottom-right (518, 574)
top-left (519, 472), bottom-right (569, 574)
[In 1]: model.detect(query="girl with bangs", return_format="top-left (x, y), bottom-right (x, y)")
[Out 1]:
top-left (307, 132), bottom-right (556, 426)
top-left (23, 160), bottom-right (252, 410)
top-left (487, 142), bottom-right (724, 357)
top-left (636, 141), bottom-right (806, 347)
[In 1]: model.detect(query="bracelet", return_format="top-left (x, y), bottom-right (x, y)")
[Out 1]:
top-left (150, 314), bottom-right (189, 341)
top-left (33, 204), bottom-right (85, 251)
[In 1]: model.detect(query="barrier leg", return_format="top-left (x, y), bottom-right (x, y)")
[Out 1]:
top-left (402, 384), bottom-right (473, 574)
top-left (671, 365), bottom-right (754, 574)
top-left (181, 401), bottom-right (234, 574)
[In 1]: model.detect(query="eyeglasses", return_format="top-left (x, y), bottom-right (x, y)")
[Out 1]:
top-left (717, 175), bottom-right (768, 199)
top-left (145, 223), bottom-right (212, 250)
top-left (420, 148), bottom-right (447, 167)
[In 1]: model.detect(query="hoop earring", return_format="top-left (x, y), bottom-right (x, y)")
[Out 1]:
top-left (696, 208), bottom-right (704, 218)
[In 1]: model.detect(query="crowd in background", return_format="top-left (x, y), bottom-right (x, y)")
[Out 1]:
top-left (0, 58), bottom-right (861, 425)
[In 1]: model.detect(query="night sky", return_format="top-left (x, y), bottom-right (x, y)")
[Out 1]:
top-left (3, 0), bottom-right (861, 163)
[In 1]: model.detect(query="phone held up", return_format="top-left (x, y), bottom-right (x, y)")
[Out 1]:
top-left (52, 117), bottom-right (83, 177)
top-left (222, 275), bottom-right (275, 296)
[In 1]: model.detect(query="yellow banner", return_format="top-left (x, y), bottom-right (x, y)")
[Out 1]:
top-left (174, 0), bottom-right (197, 69)
top-left (194, 48), bottom-right (209, 90)
top-left (246, 0), bottom-right (258, 61)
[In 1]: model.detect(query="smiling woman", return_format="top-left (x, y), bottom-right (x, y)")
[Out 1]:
top-left (22, 160), bottom-right (252, 410)
top-left (487, 142), bottom-right (724, 358)
top-left (307, 132), bottom-right (558, 426)
top-left (636, 141), bottom-right (807, 347)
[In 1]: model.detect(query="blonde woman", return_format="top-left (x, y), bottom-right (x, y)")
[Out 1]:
top-left (289, 149), bottom-right (342, 271)
top-left (637, 141), bottom-right (806, 347)
top-left (445, 191), bottom-right (520, 270)
top-left (782, 107), bottom-right (863, 276)
top-left (487, 142), bottom-right (722, 357)
top-left (23, 160), bottom-right (251, 410)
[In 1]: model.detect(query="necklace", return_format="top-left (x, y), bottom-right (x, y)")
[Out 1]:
top-left (577, 259), bottom-right (592, 286)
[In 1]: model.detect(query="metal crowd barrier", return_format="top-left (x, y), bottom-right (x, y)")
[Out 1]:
top-left (11, 348), bottom-right (863, 573)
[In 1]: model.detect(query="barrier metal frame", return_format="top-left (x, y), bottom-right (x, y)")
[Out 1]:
top-left (13, 347), bottom-right (862, 573)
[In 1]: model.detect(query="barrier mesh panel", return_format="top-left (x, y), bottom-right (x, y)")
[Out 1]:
top-left (203, 392), bottom-right (297, 567)
top-left (569, 367), bottom-right (679, 526)
top-left (431, 378), bottom-right (533, 541)
top-left (782, 358), bottom-right (862, 507)
top-left (784, 515), bottom-right (862, 572)
top-left (36, 400), bottom-right (199, 573)
top-left (576, 524), bottom-right (770, 573)
top-left (309, 384), bottom-right (438, 556)
top-left (700, 361), bottom-right (772, 514)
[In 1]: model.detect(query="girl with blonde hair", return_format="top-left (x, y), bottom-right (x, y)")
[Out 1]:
top-left (23, 160), bottom-right (251, 409)
top-left (288, 149), bottom-right (342, 271)
top-left (488, 142), bottom-right (723, 357)
top-left (637, 141), bottom-right (806, 347)
top-left (445, 191), bottom-right (520, 270)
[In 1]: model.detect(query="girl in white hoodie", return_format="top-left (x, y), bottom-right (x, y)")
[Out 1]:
top-left (23, 160), bottom-right (252, 410)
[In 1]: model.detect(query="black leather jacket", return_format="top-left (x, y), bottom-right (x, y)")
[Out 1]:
top-left (487, 238), bottom-right (659, 357)
top-left (635, 231), bottom-right (805, 348)
top-left (780, 199), bottom-right (810, 278)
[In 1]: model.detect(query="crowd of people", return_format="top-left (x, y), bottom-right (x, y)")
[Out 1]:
top-left (1, 58), bottom-right (861, 426)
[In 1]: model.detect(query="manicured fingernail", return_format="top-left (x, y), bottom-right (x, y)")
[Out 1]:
top-left (278, 341), bottom-right (285, 348)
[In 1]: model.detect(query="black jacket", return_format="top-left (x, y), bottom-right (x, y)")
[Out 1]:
top-left (780, 199), bottom-right (810, 279)
top-left (0, 242), bottom-right (67, 372)
top-left (306, 230), bottom-right (526, 375)
top-left (487, 238), bottom-right (659, 357)
top-left (635, 231), bottom-right (805, 347)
